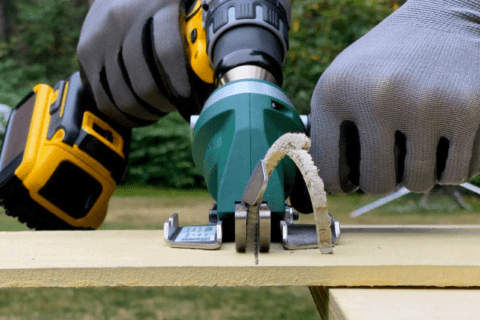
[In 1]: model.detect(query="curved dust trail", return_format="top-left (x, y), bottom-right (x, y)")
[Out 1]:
top-left (263, 133), bottom-right (333, 254)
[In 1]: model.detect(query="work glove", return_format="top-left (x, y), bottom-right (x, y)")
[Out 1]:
top-left (310, 0), bottom-right (480, 196)
top-left (77, 0), bottom-right (212, 127)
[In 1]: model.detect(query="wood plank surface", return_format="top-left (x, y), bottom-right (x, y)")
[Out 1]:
top-left (0, 225), bottom-right (479, 287)
top-left (328, 289), bottom-right (480, 320)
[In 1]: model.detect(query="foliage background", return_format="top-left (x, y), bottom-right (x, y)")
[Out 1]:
top-left (0, 0), bottom-right (430, 189)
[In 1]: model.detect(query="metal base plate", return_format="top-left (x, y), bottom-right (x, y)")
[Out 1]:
top-left (281, 215), bottom-right (340, 249)
top-left (164, 206), bottom-right (340, 251)
top-left (164, 213), bottom-right (222, 250)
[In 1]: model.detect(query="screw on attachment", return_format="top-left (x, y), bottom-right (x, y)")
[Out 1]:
top-left (190, 29), bottom-right (197, 44)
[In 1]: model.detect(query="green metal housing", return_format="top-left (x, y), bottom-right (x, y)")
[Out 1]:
top-left (192, 80), bottom-right (305, 219)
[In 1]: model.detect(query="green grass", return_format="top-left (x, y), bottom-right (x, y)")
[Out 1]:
top-left (0, 287), bottom-right (319, 320)
top-left (114, 186), bottom-right (210, 198)
top-left (0, 209), bottom-right (30, 231)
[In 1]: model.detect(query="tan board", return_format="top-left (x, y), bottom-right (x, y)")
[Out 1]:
top-left (328, 289), bottom-right (480, 320)
top-left (0, 225), bottom-right (479, 287)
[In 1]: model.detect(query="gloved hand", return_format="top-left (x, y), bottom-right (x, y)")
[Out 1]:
top-left (310, 0), bottom-right (480, 195)
top-left (77, 0), bottom-right (212, 127)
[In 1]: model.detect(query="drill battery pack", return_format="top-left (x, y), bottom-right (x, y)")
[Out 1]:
top-left (0, 72), bottom-right (131, 230)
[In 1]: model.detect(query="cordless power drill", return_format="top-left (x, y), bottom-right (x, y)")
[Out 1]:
top-left (0, 0), bottom-right (323, 248)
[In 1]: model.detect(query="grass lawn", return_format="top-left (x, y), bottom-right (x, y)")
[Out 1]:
top-left (0, 186), bottom-right (478, 319)
top-left (102, 186), bottom-right (480, 230)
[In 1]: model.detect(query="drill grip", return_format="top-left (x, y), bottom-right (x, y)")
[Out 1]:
top-left (204, 0), bottom-right (289, 85)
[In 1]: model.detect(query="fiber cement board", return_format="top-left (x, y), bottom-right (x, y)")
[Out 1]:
top-left (328, 288), bottom-right (480, 320)
top-left (0, 225), bottom-right (478, 287)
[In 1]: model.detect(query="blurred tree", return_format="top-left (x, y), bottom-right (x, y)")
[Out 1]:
top-left (0, 0), bottom-right (87, 107)
top-left (124, 113), bottom-right (205, 188)
top-left (0, 1), bottom-right (6, 39)
top-left (0, 0), bottom-right (87, 87)
top-left (0, 0), bottom-right (14, 41)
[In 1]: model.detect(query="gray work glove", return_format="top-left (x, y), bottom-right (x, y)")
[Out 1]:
top-left (77, 0), bottom-right (212, 127)
top-left (310, 0), bottom-right (480, 195)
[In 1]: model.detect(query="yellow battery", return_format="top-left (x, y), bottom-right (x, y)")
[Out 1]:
top-left (0, 72), bottom-right (130, 229)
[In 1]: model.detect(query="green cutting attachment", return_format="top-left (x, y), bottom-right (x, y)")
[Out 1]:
top-left (164, 0), bottom-right (341, 252)
top-left (163, 79), bottom-right (341, 252)
top-left (192, 79), bottom-right (304, 220)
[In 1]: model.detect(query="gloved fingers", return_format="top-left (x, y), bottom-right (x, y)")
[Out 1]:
top-left (428, 88), bottom-right (480, 184)
top-left (468, 126), bottom-right (480, 180)
top-left (152, 3), bottom-right (192, 99)
top-left (437, 111), bottom-right (480, 183)
top-left (310, 62), bottom-right (366, 194)
top-left (77, 0), bottom-right (187, 127)
top-left (401, 133), bottom-right (437, 193)
top-left (107, 1), bottom-right (183, 122)
top-left (437, 136), bottom-right (474, 185)
top-left (77, 11), bottom-right (138, 127)
top-left (78, 61), bottom-right (141, 127)
top-left (357, 124), bottom-right (397, 195)
top-left (443, 94), bottom-right (480, 182)
top-left (104, 51), bottom-right (161, 123)
top-left (121, 17), bottom-right (176, 116)
top-left (310, 114), bottom-right (347, 194)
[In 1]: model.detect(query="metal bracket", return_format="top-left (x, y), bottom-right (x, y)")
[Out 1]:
top-left (234, 202), bottom-right (271, 253)
top-left (235, 203), bottom-right (247, 252)
top-left (280, 208), bottom-right (340, 250)
top-left (164, 213), bottom-right (222, 250)
top-left (233, 159), bottom-right (272, 253)
top-left (258, 203), bottom-right (271, 253)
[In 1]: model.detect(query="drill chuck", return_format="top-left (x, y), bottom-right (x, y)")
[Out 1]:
top-left (217, 65), bottom-right (277, 86)
top-left (203, 0), bottom-right (290, 85)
